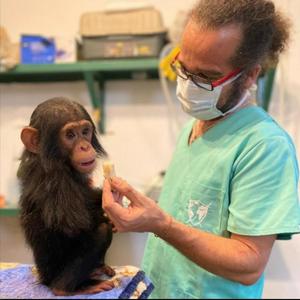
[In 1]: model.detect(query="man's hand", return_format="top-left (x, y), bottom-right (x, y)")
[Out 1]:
top-left (102, 177), bottom-right (276, 285)
top-left (102, 177), bottom-right (169, 234)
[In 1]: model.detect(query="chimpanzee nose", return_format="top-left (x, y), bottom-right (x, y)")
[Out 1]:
top-left (79, 141), bottom-right (90, 151)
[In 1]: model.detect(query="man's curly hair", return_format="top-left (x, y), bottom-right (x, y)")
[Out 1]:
top-left (190, 0), bottom-right (291, 73)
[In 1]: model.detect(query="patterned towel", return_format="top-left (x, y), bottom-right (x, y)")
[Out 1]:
top-left (0, 264), bottom-right (154, 299)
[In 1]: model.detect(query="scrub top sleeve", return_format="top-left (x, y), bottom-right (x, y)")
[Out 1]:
top-left (228, 137), bottom-right (300, 239)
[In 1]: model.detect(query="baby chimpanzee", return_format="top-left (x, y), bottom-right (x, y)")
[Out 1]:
top-left (18, 97), bottom-right (115, 296)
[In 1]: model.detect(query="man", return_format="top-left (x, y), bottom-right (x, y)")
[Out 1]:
top-left (102, 0), bottom-right (300, 298)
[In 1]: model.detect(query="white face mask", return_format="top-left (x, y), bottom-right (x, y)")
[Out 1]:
top-left (176, 73), bottom-right (248, 120)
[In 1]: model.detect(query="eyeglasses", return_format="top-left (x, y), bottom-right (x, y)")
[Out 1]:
top-left (170, 53), bottom-right (241, 91)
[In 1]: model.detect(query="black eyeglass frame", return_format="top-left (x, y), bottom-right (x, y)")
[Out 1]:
top-left (170, 62), bottom-right (215, 91)
top-left (170, 53), bottom-right (242, 92)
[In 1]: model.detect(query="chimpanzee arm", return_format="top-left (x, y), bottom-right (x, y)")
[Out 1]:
top-left (39, 171), bottom-right (92, 236)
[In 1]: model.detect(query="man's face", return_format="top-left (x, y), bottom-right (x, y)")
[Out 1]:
top-left (179, 21), bottom-right (244, 110)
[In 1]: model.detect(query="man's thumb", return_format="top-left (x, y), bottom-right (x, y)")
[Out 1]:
top-left (111, 177), bottom-right (142, 204)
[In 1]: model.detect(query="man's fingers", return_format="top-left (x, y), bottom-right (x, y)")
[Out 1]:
top-left (102, 179), bottom-right (113, 205)
top-left (102, 208), bottom-right (123, 232)
top-left (112, 190), bottom-right (123, 205)
top-left (110, 177), bottom-right (143, 204)
top-left (102, 179), bottom-right (129, 225)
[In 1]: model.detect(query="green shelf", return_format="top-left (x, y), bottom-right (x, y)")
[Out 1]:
top-left (0, 207), bottom-right (20, 217)
top-left (0, 58), bottom-right (160, 133)
top-left (0, 58), bottom-right (159, 81)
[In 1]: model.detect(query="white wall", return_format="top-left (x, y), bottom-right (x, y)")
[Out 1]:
top-left (0, 0), bottom-right (299, 298)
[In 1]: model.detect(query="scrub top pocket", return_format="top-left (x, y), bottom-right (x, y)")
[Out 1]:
top-left (179, 183), bottom-right (225, 234)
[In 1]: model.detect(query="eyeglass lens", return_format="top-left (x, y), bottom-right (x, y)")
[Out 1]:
top-left (171, 60), bottom-right (213, 91)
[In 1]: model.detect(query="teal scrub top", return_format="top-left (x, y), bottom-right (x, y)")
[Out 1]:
top-left (142, 106), bottom-right (300, 299)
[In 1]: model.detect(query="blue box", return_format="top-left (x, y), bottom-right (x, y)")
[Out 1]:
top-left (21, 35), bottom-right (56, 64)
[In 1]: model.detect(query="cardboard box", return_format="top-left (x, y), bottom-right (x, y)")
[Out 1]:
top-left (78, 7), bottom-right (167, 59)
top-left (78, 33), bottom-right (166, 59)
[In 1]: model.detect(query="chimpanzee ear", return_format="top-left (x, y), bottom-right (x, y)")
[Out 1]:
top-left (21, 127), bottom-right (39, 153)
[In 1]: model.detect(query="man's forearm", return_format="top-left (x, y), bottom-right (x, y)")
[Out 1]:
top-left (103, 177), bottom-right (275, 285)
top-left (154, 215), bottom-right (275, 285)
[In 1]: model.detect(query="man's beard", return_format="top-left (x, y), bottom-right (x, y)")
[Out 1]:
top-left (217, 76), bottom-right (246, 113)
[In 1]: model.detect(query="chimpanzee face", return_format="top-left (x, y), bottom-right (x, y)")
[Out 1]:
top-left (59, 120), bottom-right (97, 174)
top-left (20, 98), bottom-right (107, 176)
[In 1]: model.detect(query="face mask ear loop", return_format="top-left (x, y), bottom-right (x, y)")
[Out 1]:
top-left (213, 71), bottom-right (244, 116)
top-left (212, 69), bottom-right (242, 89)
top-left (218, 72), bottom-right (243, 90)
top-left (220, 89), bottom-right (251, 117)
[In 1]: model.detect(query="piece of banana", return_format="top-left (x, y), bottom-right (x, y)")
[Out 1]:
top-left (102, 161), bottom-right (116, 179)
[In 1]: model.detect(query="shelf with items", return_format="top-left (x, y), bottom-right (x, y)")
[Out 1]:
top-left (0, 58), bottom-right (160, 133)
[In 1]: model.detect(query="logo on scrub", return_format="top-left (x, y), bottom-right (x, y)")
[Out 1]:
top-left (187, 200), bottom-right (211, 226)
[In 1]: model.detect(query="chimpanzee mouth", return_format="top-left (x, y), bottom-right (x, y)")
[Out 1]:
top-left (80, 159), bottom-right (95, 167)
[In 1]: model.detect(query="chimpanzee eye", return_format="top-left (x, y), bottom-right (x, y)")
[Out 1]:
top-left (82, 127), bottom-right (91, 136)
top-left (66, 130), bottom-right (76, 140)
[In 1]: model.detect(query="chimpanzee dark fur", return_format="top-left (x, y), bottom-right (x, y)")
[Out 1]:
top-left (17, 97), bottom-right (114, 293)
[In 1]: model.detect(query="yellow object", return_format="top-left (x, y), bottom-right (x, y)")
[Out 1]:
top-left (0, 263), bottom-right (19, 270)
top-left (159, 45), bottom-right (180, 81)
top-left (102, 161), bottom-right (116, 179)
top-left (92, 108), bottom-right (101, 125)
